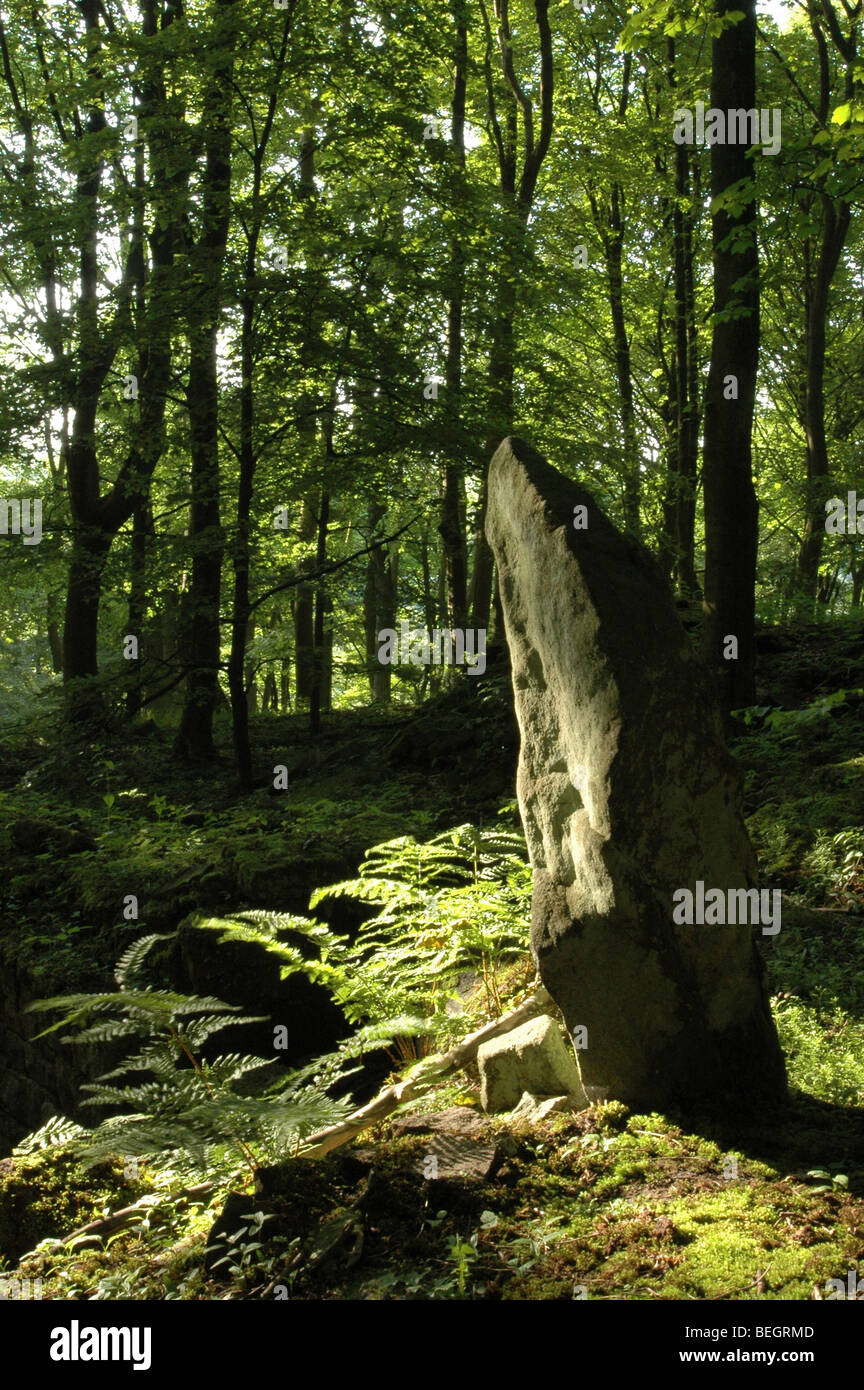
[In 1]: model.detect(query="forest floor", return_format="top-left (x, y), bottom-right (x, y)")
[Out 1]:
top-left (1, 619), bottom-right (863, 1300)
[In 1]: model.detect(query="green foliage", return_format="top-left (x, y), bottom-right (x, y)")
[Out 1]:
top-left (774, 996), bottom-right (864, 1107)
top-left (309, 824), bottom-right (530, 1027)
top-left (196, 822), bottom-right (531, 1067)
top-left (12, 1115), bottom-right (88, 1155)
top-left (801, 826), bottom-right (864, 912)
top-left (27, 933), bottom-right (351, 1180)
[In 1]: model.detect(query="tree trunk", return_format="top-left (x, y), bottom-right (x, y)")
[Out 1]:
top-left (245, 618), bottom-right (257, 715)
top-left (795, 197), bottom-right (851, 608)
top-left (364, 502), bottom-right (388, 702)
top-left (294, 111), bottom-right (322, 706)
top-left (126, 503), bottom-right (153, 717)
top-left (63, 527), bottom-right (111, 689)
top-left (469, 0), bottom-right (553, 633)
top-left (175, 0), bottom-right (236, 760)
top-left (46, 592), bottom-right (64, 674)
top-left (226, 11), bottom-right (291, 783)
top-left (673, 137), bottom-right (701, 599)
top-left (59, 0), bottom-right (179, 716)
top-left (309, 492), bottom-right (330, 736)
top-left (440, 9), bottom-right (469, 631)
top-left (228, 274), bottom-right (257, 785)
top-left (701, 0), bottom-right (760, 709)
top-left (794, 5), bottom-right (854, 610)
top-left (605, 181), bottom-right (640, 533)
top-left (175, 335), bottom-right (226, 758)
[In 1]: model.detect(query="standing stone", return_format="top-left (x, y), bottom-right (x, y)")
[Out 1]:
top-left (485, 437), bottom-right (786, 1113)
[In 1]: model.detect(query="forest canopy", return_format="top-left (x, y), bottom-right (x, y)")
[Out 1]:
top-left (0, 0), bottom-right (861, 770)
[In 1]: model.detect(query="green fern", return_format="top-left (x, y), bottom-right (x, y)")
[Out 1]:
top-left (28, 933), bottom-right (351, 1180)
top-left (12, 1114), bottom-right (89, 1155)
top-left (198, 823), bottom-right (531, 1056)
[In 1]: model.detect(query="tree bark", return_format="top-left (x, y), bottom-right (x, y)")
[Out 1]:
top-left (468, 0), bottom-right (553, 632)
top-left (227, 9), bottom-right (291, 785)
top-left (669, 56), bottom-right (701, 601)
top-left (175, 0), bottom-right (236, 759)
top-left (701, 0), bottom-right (760, 709)
top-left (126, 503), bottom-right (153, 717)
top-left (440, 7), bottom-right (469, 631)
top-left (794, 6), bottom-right (854, 609)
top-left (309, 491), bottom-right (330, 736)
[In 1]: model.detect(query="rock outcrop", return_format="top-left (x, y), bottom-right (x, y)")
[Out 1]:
top-left (485, 437), bottom-right (786, 1113)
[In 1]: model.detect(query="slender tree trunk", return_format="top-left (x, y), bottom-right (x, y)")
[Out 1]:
top-left (309, 492), bottom-right (330, 736)
top-left (469, 0), bottom-right (553, 633)
top-left (673, 143), bottom-right (701, 597)
top-left (244, 619), bottom-right (257, 714)
top-left (794, 5), bottom-right (855, 610)
top-left (604, 181), bottom-right (640, 532)
top-left (227, 10), bottom-right (292, 781)
top-left (795, 197), bottom-right (851, 607)
top-left (471, 217), bottom-right (519, 630)
top-left (663, 38), bottom-right (701, 599)
top-left (175, 331), bottom-right (226, 757)
top-left (126, 503), bottom-right (153, 716)
top-left (229, 273), bottom-right (257, 785)
top-left (294, 495), bottom-right (318, 702)
top-left (47, 592), bottom-right (64, 674)
top-left (364, 502), bottom-right (389, 703)
top-left (293, 111), bottom-right (321, 706)
top-left (701, 0), bottom-right (760, 709)
top-left (368, 536), bottom-right (399, 706)
top-left (440, 9), bottom-right (469, 630)
top-left (420, 529), bottom-right (439, 697)
top-left (262, 669), bottom-right (278, 712)
top-left (175, 0), bottom-right (236, 759)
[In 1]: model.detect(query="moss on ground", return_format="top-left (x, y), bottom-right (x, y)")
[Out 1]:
top-left (0, 1146), bottom-right (142, 1267)
top-left (8, 1092), bottom-right (860, 1301)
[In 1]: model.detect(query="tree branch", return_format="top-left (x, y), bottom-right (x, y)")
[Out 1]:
top-left (248, 512), bottom-right (423, 614)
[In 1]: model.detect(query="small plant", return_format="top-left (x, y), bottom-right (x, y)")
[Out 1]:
top-left (446, 1235), bottom-right (477, 1297)
top-left (99, 758), bottom-right (116, 815)
top-left (209, 1211), bottom-right (268, 1283)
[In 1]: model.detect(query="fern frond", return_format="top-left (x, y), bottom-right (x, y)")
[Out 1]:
top-left (12, 1115), bottom-right (89, 1155)
top-left (114, 933), bottom-right (176, 988)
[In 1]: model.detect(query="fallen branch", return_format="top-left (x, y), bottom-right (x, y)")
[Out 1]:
top-left (62, 1182), bottom-right (215, 1246)
top-left (298, 985), bottom-right (554, 1160)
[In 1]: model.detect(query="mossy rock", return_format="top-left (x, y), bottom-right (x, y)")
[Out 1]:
top-left (0, 1147), bottom-right (128, 1265)
top-left (9, 818), bottom-right (96, 859)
